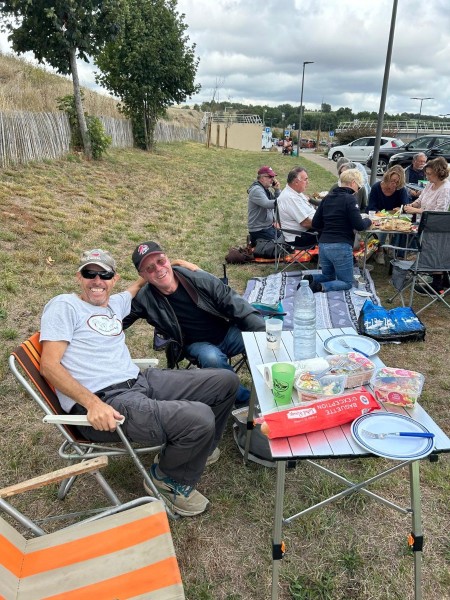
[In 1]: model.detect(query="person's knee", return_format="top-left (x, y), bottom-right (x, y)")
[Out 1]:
top-left (195, 346), bottom-right (226, 368)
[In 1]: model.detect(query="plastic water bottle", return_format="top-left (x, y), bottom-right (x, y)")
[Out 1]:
top-left (293, 279), bottom-right (316, 360)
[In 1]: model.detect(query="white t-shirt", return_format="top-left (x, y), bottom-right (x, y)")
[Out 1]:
top-left (40, 292), bottom-right (139, 412)
top-left (277, 185), bottom-right (316, 242)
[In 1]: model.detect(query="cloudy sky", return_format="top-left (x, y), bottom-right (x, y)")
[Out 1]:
top-left (176, 0), bottom-right (450, 116)
top-left (1, 0), bottom-right (449, 118)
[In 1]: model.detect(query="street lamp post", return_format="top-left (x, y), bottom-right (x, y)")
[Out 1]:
top-left (298, 61), bottom-right (314, 153)
top-left (411, 97), bottom-right (434, 136)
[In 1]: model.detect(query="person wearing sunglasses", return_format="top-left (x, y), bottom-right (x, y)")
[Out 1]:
top-left (247, 165), bottom-right (282, 246)
top-left (123, 241), bottom-right (266, 407)
top-left (39, 248), bottom-right (239, 517)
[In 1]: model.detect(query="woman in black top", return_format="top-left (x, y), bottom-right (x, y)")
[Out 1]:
top-left (305, 169), bottom-right (372, 293)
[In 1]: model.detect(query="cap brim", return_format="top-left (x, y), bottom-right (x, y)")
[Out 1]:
top-left (78, 261), bottom-right (115, 272)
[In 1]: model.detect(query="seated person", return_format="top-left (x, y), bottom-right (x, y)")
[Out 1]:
top-left (336, 156), bottom-right (371, 205)
top-left (368, 165), bottom-right (410, 265)
top-left (40, 248), bottom-right (239, 517)
top-left (276, 166), bottom-right (317, 247)
top-left (304, 169), bottom-right (372, 293)
top-left (332, 160), bottom-right (369, 211)
top-left (405, 153), bottom-right (427, 200)
top-left (123, 241), bottom-right (266, 407)
top-left (247, 165), bottom-right (281, 245)
top-left (282, 137), bottom-right (293, 155)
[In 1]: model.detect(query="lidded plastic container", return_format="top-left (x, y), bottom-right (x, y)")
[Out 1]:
top-left (294, 372), bottom-right (346, 405)
top-left (373, 367), bottom-right (425, 408)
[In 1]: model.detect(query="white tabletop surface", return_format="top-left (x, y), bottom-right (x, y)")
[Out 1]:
top-left (243, 328), bottom-right (450, 460)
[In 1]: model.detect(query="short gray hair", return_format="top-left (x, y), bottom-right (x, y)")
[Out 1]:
top-left (287, 166), bottom-right (307, 184)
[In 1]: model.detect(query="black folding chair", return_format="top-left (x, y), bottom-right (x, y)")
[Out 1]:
top-left (273, 200), bottom-right (319, 272)
top-left (386, 211), bottom-right (450, 314)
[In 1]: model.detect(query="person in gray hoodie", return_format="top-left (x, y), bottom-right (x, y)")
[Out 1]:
top-left (247, 165), bottom-right (281, 245)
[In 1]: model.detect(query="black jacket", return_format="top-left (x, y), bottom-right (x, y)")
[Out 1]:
top-left (312, 186), bottom-right (371, 245)
top-left (123, 267), bottom-right (265, 367)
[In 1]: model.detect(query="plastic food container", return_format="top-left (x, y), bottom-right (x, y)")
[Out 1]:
top-left (326, 352), bottom-right (376, 389)
top-left (373, 367), bottom-right (425, 408)
top-left (294, 372), bottom-right (346, 405)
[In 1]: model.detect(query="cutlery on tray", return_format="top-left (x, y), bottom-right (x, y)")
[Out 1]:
top-left (361, 429), bottom-right (434, 440)
top-left (338, 338), bottom-right (370, 358)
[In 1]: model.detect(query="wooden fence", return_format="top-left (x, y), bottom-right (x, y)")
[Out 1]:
top-left (0, 111), bottom-right (205, 167)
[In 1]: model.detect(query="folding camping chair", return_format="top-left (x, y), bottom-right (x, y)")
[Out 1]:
top-left (273, 200), bottom-right (319, 273)
top-left (9, 333), bottom-right (179, 520)
top-left (0, 458), bottom-right (185, 599)
top-left (385, 210), bottom-right (450, 315)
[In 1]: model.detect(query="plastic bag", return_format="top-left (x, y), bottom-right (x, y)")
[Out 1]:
top-left (358, 300), bottom-right (426, 343)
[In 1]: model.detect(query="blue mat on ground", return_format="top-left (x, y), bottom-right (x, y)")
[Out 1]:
top-left (243, 268), bottom-right (380, 331)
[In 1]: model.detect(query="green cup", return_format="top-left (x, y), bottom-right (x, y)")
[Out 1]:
top-left (271, 363), bottom-right (296, 406)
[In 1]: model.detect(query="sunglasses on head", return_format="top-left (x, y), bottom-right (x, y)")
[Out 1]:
top-left (80, 269), bottom-right (115, 280)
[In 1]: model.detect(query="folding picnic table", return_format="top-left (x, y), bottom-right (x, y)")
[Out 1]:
top-left (242, 328), bottom-right (450, 600)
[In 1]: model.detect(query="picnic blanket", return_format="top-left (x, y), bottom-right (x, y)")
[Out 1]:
top-left (243, 268), bottom-right (380, 331)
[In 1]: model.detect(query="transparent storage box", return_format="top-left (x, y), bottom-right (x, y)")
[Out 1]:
top-left (294, 373), bottom-right (346, 405)
top-left (326, 352), bottom-right (376, 388)
top-left (373, 367), bottom-right (425, 408)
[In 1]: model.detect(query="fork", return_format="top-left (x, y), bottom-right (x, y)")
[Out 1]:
top-left (314, 356), bottom-right (347, 379)
top-left (338, 338), bottom-right (370, 358)
top-left (361, 429), bottom-right (434, 439)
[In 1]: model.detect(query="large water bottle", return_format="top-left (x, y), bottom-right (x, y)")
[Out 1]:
top-left (293, 279), bottom-right (317, 360)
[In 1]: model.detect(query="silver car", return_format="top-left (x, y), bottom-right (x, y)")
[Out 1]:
top-left (327, 136), bottom-right (403, 164)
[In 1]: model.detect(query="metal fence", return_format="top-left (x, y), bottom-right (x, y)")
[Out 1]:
top-left (0, 111), bottom-right (204, 167)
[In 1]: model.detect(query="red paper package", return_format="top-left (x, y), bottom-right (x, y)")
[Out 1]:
top-left (258, 387), bottom-right (380, 439)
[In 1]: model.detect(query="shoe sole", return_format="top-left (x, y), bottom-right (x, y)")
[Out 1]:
top-left (143, 479), bottom-right (209, 517)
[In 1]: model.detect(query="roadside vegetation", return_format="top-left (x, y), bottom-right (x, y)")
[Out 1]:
top-left (0, 142), bottom-right (449, 600)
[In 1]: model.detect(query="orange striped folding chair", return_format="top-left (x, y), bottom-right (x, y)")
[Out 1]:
top-left (9, 333), bottom-right (177, 519)
top-left (0, 459), bottom-right (185, 600)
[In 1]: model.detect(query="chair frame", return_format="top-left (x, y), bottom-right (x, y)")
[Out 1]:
top-left (273, 200), bottom-right (319, 273)
top-left (385, 210), bottom-right (450, 314)
top-left (0, 458), bottom-right (185, 599)
top-left (9, 333), bottom-right (179, 520)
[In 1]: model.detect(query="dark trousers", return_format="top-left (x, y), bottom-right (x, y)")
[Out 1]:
top-left (71, 368), bottom-right (238, 485)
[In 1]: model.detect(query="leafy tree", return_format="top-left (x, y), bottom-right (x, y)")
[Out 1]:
top-left (0, 0), bottom-right (120, 159)
top-left (321, 102), bottom-right (331, 113)
top-left (95, 0), bottom-right (200, 151)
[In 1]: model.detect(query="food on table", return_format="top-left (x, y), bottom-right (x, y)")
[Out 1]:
top-left (295, 372), bottom-right (346, 404)
top-left (373, 367), bottom-right (425, 407)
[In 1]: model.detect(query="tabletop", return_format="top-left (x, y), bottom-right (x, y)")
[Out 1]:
top-left (243, 328), bottom-right (450, 461)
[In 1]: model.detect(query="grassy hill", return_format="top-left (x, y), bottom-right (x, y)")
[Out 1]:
top-left (0, 141), bottom-right (449, 599)
top-left (0, 51), bottom-right (203, 128)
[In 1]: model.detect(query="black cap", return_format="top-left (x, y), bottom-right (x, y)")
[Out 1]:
top-left (132, 241), bottom-right (164, 271)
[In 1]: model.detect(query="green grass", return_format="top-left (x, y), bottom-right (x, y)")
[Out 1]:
top-left (0, 143), bottom-right (449, 600)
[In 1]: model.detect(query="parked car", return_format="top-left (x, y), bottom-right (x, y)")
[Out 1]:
top-left (388, 140), bottom-right (450, 170)
top-left (367, 134), bottom-right (450, 176)
top-left (327, 136), bottom-right (403, 164)
top-left (299, 138), bottom-right (316, 149)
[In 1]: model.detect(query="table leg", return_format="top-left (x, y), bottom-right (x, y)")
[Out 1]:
top-left (409, 460), bottom-right (423, 600)
top-left (271, 460), bottom-right (286, 600)
top-left (243, 384), bottom-right (257, 463)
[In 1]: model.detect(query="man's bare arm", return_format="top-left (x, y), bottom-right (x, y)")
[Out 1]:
top-left (126, 276), bottom-right (146, 298)
top-left (40, 340), bottom-right (123, 431)
top-left (300, 217), bottom-right (314, 229)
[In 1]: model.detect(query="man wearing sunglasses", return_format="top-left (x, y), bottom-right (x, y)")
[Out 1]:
top-left (247, 165), bottom-right (281, 246)
top-left (123, 241), bottom-right (265, 406)
top-left (39, 248), bottom-right (239, 517)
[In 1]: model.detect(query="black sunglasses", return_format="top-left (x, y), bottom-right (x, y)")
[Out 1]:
top-left (80, 269), bottom-right (115, 280)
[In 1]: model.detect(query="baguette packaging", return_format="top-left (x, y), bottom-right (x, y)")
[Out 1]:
top-left (257, 387), bottom-right (380, 439)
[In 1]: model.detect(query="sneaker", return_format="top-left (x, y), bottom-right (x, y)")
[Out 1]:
top-left (310, 281), bottom-right (323, 293)
top-left (375, 251), bottom-right (385, 265)
top-left (146, 464), bottom-right (209, 517)
top-left (302, 274), bottom-right (314, 284)
top-left (154, 446), bottom-right (220, 468)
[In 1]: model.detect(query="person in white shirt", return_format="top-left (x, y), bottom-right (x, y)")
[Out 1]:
top-left (276, 166), bottom-right (317, 245)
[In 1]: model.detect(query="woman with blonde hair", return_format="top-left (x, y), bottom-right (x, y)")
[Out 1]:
top-left (304, 169), bottom-right (372, 293)
top-left (368, 164), bottom-right (409, 212)
top-left (404, 156), bottom-right (450, 215)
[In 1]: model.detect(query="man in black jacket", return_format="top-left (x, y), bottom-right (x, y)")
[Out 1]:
top-left (123, 241), bottom-right (265, 406)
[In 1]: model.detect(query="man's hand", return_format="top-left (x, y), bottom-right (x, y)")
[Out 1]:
top-left (87, 399), bottom-right (124, 431)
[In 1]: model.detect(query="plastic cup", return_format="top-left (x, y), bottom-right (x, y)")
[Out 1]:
top-left (271, 363), bottom-right (295, 405)
top-left (265, 317), bottom-right (283, 350)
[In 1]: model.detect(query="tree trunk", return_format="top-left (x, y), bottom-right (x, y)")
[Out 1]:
top-left (69, 48), bottom-right (92, 160)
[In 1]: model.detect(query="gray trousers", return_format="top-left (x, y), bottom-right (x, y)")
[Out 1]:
top-left (72, 368), bottom-right (239, 485)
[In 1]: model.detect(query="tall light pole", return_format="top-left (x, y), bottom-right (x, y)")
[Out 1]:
top-left (411, 97), bottom-right (434, 137)
top-left (298, 61), bottom-right (314, 153)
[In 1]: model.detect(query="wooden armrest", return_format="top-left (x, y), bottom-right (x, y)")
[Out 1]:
top-left (43, 415), bottom-right (125, 426)
top-left (133, 358), bottom-right (159, 370)
top-left (0, 456), bottom-right (108, 498)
